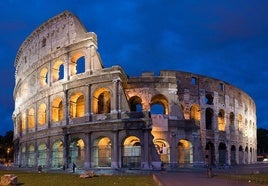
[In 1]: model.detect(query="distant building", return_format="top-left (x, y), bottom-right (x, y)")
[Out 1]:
top-left (12, 11), bottom-right (257, 171)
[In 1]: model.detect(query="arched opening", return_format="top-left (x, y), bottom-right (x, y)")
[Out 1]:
top-left (38, 103), bottom-right (46, 125)
top-left (205, 142), bottom-right (215, 166)
top-left (93, 137), bottom-right (111, 167)
top-left (93, 88), bottom-right (111, 114)
top-left (190, 104), bottom-right (201, 121)
top-left (70, 139), bottom-right (85, 168)
top-left (239, 146), bottom-right (244, 164)
top-left (52, 140), bottom-right (63, 168)
top-left (21, 113), bottom-right (26, 132)
top-left (70, 52), bottom-right (85, 76)
top-left (28, 145), bottom-right (35, 167)
top-left (39, 68), bottom-right (48, 87)
top-left (205, 94), bottom-right (213, 105)
top-left (129, 96), bottom-right (142, 112)
top-left (76, 56), bottom-right (85, 74)
top-left (205, 108), bottom-right (213, 130)
top-left (70, 92), bottom-right (84, 118)
top-left (21, 146), bottom-right (26, 167)
top-left (229, 112), bottom-right (235, 125)
top-left (245, 146), bottom-right (249, 164)
top-left (153, 139), bottom-right (170, 165)
top-left (28, 108), bottom-right (35, 129)
top-left (122, 136), bottom-right (141, 168)
top-left (38, 143), bottom-right (47, 167)
top-left (230, 145), bottom-right (236, 165)
top-left (238, 114), bottom-right (243, 132)
top-left (178, 139), bottom-right (193, 166)
top-left (150, 94), bottom-right (168, 114)
top-left (218, 143), bottom-right (227, 166)
top-left (218, 109), bottom-right (225, 131)
top-left (52, 60), bottom-right (64, 82)
top-left (51, 97), bottom-right (63, 122)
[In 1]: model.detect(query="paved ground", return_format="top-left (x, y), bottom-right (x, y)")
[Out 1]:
top-left (153, 171), bottom-right (261, 186)
top-left (153, 164), bottom-right (268, 186)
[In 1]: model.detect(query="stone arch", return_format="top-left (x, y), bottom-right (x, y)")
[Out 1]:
top-left (218, 109), bottom-right (225, 131)
top-left (70, 138), bottom-right (85, 168)
top-left (245, 146), bottom-right (249, 164)
top-left (93, 137), bottom-right (111, 167)
top-left (28, 108), bottom-right (35, 130)
top-left (238, 114), bottom-right (243, 132)
top-left (178, 139), bottom-right (193, 166)
top-left (52, 140), bottom-right (64, 168)
top-left (21, 146), bottom-right (27, 167)
top-left (52, 59), bottom-right (64, 82)
top-left (205, 108), bottom-right (213, 130)
top-left (70, 52), bottom-right (85, 75)
top-left (239, 146), bottom-right (244, 164)
top-left (39, 67), bottom-right (48, 87)
top-left (51, 97), bottom-right (63, 122)
top-left (230, 145), bottom-right (236, 165)
top-left (122, 135), bottom-right (141, 168)
top-left (205, 141), bottom-right (215, 166)
top-left (93, 87), bottom-right (111, 114)
top-left (28, 144), bottom-right (35, 167)
top-left (38, 143), bottom-right (47, 167)
top-left (38, 103), bottom-right (47, 125)
top-left (21, 113), bottom-right (26, 132)
top-left (153, 138), bottom-right (170, 164)
top-left (129, 96), bottom-right (142, 112)
top-left (150, 94), bottom-right (169, 115)
top-left (190, 104), bottom-right (200, 121)
top-left (70, 92), bottom-right (84, 118)
top-left (229, 112), bottom-right (235, 125)
top-left (205, 93), bottom-right (213, 105)
top-left (218, 142), bottom-right (227, 166)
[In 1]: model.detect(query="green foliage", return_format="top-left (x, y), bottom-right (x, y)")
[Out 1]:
top-left (0, 171), bottom-right (156, 186)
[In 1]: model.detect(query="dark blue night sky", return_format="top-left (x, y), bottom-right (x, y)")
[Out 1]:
top-left (0, 0), bottom-right (267, 135)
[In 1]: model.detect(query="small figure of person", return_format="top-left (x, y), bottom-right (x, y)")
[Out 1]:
top-left (38, 165), bottom-right (42, 173)
top-left (72, 162), bottom-right (76, 173)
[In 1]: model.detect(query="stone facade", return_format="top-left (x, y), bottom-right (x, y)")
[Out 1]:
top-left (12, 11), bottom-right (257, 171)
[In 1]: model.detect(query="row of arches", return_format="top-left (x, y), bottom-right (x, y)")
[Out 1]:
top-left (186, 104), bottom-right (255, 137)
top-left (18, 136), bottom-right (193, 169)
top-left (205, 142), bottom-right (255, 166)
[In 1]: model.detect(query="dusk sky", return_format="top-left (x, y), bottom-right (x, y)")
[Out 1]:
top-left (0, 0), bottom-right (267, 135)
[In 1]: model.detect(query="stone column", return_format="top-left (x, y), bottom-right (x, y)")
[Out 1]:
top-left (87, 84), bottom-right (92, 121)
top-left (111, 130), bottom-right (119, 168)
top-left (141, 129), bottom-right (150, 169)
top-left (84, 132), bottom-right (91, 169)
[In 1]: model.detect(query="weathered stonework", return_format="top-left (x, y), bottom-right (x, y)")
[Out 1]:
top-left (13, 11), bottom-right (257, 171)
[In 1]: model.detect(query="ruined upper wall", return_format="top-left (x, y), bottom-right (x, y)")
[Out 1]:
top-left (14, 11), bottom-right (96, 75)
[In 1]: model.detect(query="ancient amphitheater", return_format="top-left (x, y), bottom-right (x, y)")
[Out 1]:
top-left (12, 11), bottom-right (257, 171)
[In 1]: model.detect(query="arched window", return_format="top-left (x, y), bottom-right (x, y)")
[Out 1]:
top-left (39, 68), bottom-right (48, 87)
top-left (129, 96), bottom-right (142, 112)
top-left (70, 52), bottom-right (85, 76)
top-left (38, 103), bottom-right (46, 125)
top-left (52, 60), bottom-right (64, 82)
top-left (52, 97), bottom-right (63, 122)
top-left (190, 104), bottom-right (200, 121)
top-left (229, 112), bottom-right (235, 125)
top-left (150, 94), bottom-right (168, 115)
top-left (93, 88), bottom-right (111, 114)
top-left (205, 108), bottom-right (213, 129)
top-left (70, 93), bottom-right (85, 118)
top-left (238, 114), bottom-right (243, 132)
top-left (205, 94), bottom-right (213, 105)
top-left (28, 108), bottom-right (35, 129)
top-left (218, 109), bottom-right (225, 131)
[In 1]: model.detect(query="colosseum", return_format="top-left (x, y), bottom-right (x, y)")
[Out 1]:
top-left (12, 11), bottom-right (257, 171)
